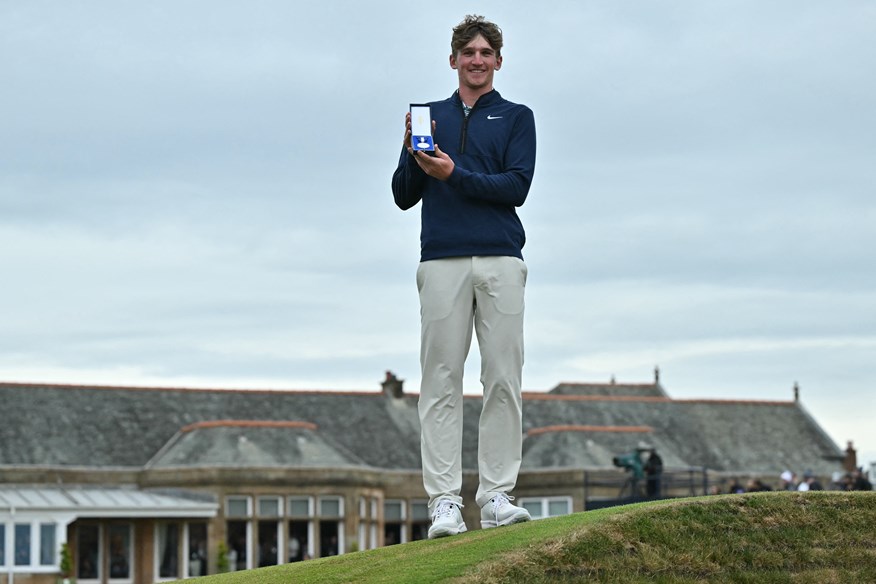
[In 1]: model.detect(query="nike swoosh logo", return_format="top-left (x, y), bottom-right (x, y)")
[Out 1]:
top-left (487, 115), bottom-right (503, 120)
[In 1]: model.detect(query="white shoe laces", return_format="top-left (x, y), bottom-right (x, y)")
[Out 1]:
top-left (489, 493), bottom-right (514, 517)
top-left (432, 500), bottom-right (461, 521)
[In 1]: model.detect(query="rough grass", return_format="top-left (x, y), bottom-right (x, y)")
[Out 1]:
top-left (183, 491), bottom-right (876, 584)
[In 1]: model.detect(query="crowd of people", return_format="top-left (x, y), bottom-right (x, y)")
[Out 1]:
top-left (715, 467), bottom-right (873, 494)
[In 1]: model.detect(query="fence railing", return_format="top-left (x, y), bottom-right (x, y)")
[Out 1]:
top-left (584, 467), bottom-right (710, 510)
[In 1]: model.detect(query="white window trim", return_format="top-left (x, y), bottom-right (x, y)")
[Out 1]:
top-left (275, 520), bottom-right (284, 566)
top-left (358, 521), bottom-right (367, 551)
top-left (307, 520), bottom-right (315, 559)
top-left (183, 523), bottom-right (192, 577)
top-left (518, 496), bottom-right (573, 519)
top-left (0, 514), bottom-right (73, 572)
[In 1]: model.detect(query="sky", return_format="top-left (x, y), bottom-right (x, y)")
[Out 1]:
top-left (2, 1), bottom-right (874, 468)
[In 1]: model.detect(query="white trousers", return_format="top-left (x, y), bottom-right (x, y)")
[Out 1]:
top-left (416, 256), bottom-right (526, 510)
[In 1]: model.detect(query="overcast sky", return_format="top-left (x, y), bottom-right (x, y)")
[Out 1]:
top-left (2, 1), bottom-right (874, 467)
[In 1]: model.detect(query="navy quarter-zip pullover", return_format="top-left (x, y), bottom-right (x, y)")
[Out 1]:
top-left (392, 89), bottom-right (536, 261)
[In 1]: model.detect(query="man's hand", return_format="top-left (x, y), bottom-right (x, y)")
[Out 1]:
top-left (410, 145), bottom-right (454, 181)
top-left (403, 112), bottom-right (452, 181)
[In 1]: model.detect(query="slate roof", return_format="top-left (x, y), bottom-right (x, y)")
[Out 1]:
top-left (146, 421), bottom-right (367, 469)
top-left (0, 381), bottom-right (845, 476)
top-left (548, 381), bottom-right (669, 398)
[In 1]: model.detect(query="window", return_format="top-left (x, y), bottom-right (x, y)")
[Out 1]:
top-left (78, 524), bottom-right (101, 580)
top-left (319, 497), bottom-right (341, 517)
top-left (227, 496), bottom-right (251, 518)
top-left (358, 497), bottom-right (368, 551)
top-left (40, 523), bottom-right (57, 566)
top-left (257, 521), bottom-right (280, 567)
top-left (187, 523), bottom-right (208, 578)
top-left (411, 501), bottom-right (430, 541)
top-left (519, 496), bottom-right (572, 519)
top-left (0, 522), bottom-right (59, 569)
top-left (157, 523), bottom-right (180, 579)
top-left (549, 499), bottom-right (570, 517)
top-left (226, 521), bottom-right (249, 571)
top-left (258, 497), bottom-right (282, 517)
top-left (257, 496), bottom-right (282, 567)
top-left (155, 522), bottom-right (206, 580)
top-left (287, 497), bottom-right (312, 562)
top-left (108, 524), bottom-right (132, 580)
top-left (383, 500), bottom-right (405, 546)
top-left (14, 523), bottom-right (30, 566)
top-left (287, 496), bottom-right (312, 517)
top-left (318, 496), bottom-right (343, 557)
top-left (226, 496), bottom-right (252, 571)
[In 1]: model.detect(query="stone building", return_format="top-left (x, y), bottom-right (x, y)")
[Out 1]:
top-left (0, 371), bottom-right (850, 583)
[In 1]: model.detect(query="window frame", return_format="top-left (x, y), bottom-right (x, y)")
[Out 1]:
top-left (382, 500), bottom-right (407, 545)
top-left (77, 522), bottom-right (103, 584)
top-left (518, 496), bottom-right (573, 519)
top-left (107, 522), bottom-right (134, 584)
top-left (154, 521), bottom-right (182, 582)
top-left (225, 495), bottom-right (253, 518)
top-left (317, 496), bottom-right (345, 557)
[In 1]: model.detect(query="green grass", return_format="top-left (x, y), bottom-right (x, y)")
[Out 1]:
top-left (183, 491), bottom-right (876, 583)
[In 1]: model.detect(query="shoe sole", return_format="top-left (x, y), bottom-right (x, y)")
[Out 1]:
top-left (480, 512), bottom-right (532, 529)
top-left (428, 523), bottom-right (468, 539)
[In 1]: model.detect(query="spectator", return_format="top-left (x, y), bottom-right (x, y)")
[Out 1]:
top-left (779, 470), bottom-right (798, 491)
top-left (827, 472), bottom-right (847, 491)
top-left (851, 467), bottom-right (873, 491)
top-left (727, 479), bottom-right (746, 494)
top-left (644, 449), bottom-right (664, 498)
top-left (797, 470), bottom-right (823, 491)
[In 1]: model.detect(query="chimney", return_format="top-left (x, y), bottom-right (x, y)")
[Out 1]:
top-left (381, 370), bottom-right (404, 399)
top-left (844, 441), bottom-right (857, 472)
top-left (654, 365), bottom-right (660, 384)
top-left (793, 381), bottom-right (799, 402)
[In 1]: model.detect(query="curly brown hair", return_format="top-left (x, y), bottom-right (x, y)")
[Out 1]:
top-left (451, 15), bottom-right (503, 57)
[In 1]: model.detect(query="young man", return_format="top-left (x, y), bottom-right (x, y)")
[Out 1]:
top-left (391, 15), bottom-right (537, 539)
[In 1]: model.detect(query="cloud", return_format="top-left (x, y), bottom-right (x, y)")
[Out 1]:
top-left (1, 0), bottom-right (875, 464)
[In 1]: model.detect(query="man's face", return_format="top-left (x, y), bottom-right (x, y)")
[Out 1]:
top-left (450, 34), bottom-right (502, 94)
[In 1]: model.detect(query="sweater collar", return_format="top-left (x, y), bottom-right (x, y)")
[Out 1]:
top-left (452, 88), bottom-right (501, 109)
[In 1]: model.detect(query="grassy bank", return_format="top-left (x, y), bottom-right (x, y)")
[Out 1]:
top-left (183, 491), bottom-right (875, 583)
